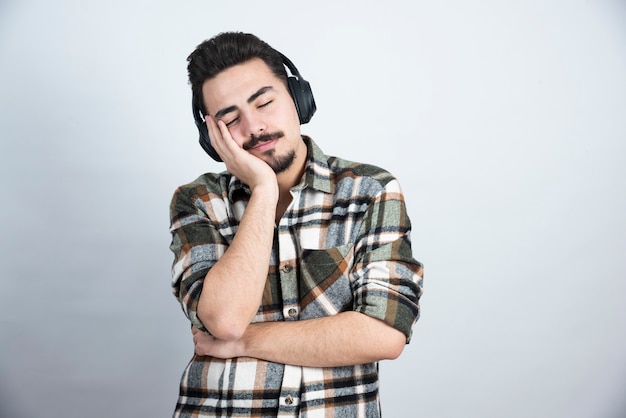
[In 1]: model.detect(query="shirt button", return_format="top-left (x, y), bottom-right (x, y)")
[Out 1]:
top-left (285, 395), bottom-right (294, 405)
top-left (287, 308), bottom-right (298, 317)
top-left (281, 264), bottom-right (292, 273)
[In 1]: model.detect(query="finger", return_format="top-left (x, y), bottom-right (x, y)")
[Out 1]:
top-left (205, 115), bottom-right (224, 154)
top-left (215, 119), bottom-right (240, 155)
top-left (207, 116), bottom-right (240, 161)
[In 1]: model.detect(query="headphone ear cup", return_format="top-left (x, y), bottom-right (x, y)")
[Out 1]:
top-left (193, 100), bottom-right (223, 162)
top-left (287, 76), bottom-right (316, 124)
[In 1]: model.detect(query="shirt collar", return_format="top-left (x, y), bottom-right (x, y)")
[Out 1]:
top-left (301, 136), bottom-right (333, 194)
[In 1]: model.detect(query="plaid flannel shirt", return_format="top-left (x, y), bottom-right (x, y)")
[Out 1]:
top-left (169, 137), bottom-right (423, 417)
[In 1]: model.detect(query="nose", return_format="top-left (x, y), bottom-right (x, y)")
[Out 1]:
top-left (242, 109), bottom-right (266, 138)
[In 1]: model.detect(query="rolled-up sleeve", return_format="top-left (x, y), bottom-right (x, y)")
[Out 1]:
top-left (169, 185), bottom-right (227, 331)
top-left (351, 179), bottom-right (424, 342)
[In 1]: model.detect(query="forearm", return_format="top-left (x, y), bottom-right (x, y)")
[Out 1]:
top-left (197, 186), bottom-right (277, 340)
top-left (239, 312), bottom-right (406, 367)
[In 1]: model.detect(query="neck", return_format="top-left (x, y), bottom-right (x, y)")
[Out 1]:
top-left (274, 138), bottom-right (308, 221)
top-left (276, 137), bottom-right (308, 197)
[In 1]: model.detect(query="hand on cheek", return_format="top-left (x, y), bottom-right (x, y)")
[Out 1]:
top-left (205, 115), bottom-right (234, 160)
top-left (205, 115), bottom-right (277, 191)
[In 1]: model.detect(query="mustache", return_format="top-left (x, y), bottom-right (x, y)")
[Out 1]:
top-left (243, 131), bottom-right (284, 151)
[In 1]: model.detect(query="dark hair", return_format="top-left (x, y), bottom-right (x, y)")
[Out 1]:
top-left (187, 32), bottom-right (288, 114)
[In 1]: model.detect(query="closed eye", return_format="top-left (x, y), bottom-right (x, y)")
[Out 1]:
top-left (258, 100), bottom-right (272, 108)
top-left (225, 117), bottom-right (240, 127)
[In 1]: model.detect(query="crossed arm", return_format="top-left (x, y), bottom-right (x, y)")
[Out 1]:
top-left (192, 311), bottom-right (406, 368)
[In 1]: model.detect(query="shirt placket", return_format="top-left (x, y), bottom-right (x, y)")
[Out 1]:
top-left (276, 187), bottom-right (303, 417)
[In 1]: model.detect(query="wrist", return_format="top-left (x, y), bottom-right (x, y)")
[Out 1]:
top-left (239, 323), bottom-right (260, 358)
top-left (251, 182), bottom-right (279, 203)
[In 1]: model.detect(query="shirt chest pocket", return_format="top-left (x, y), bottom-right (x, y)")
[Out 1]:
top-left (298, 243), bottom-right (355, 319)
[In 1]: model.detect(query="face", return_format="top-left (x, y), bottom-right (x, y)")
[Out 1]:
top-left (201, 58), bottom-right (305, 174)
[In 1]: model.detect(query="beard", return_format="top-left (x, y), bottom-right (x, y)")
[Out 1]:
top-left (244, 131), bottom-right (296, 174)
top-left (262, 148), bottom-right (296, 174)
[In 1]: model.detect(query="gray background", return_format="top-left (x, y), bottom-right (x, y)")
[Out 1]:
top-left (1, 0), bottom-right (625, 417)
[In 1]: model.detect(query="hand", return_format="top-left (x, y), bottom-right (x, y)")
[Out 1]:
top-left (192, 326), bottom-right (244, 359)
top-left (206, 115), bottom-right (278, 194)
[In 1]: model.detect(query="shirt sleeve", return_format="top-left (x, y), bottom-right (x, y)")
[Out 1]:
top-left (351, 178), bottom-right (424, 343)
top-left (169, 184), bottom-right (228, 331)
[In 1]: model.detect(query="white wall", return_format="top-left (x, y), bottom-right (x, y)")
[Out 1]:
top-left (1, 1), bottom-right (625, 417)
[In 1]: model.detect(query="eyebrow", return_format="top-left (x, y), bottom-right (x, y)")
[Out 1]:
top-left (213, 86), bottom-right (274, 120)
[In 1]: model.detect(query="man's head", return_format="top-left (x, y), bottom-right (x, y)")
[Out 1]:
top-left (187, 32), bottom-right (316, 170)
top-left (187, 32), bottom-right (288, 117)
top-left (187, 32), bottom-right (315, 174)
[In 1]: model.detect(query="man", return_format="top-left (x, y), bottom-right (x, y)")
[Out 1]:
top-left (169, 31), bottom-right (424, 417)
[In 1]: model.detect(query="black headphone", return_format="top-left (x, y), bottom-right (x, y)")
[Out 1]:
top-left (192, 51), bottom-right (316, 162)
